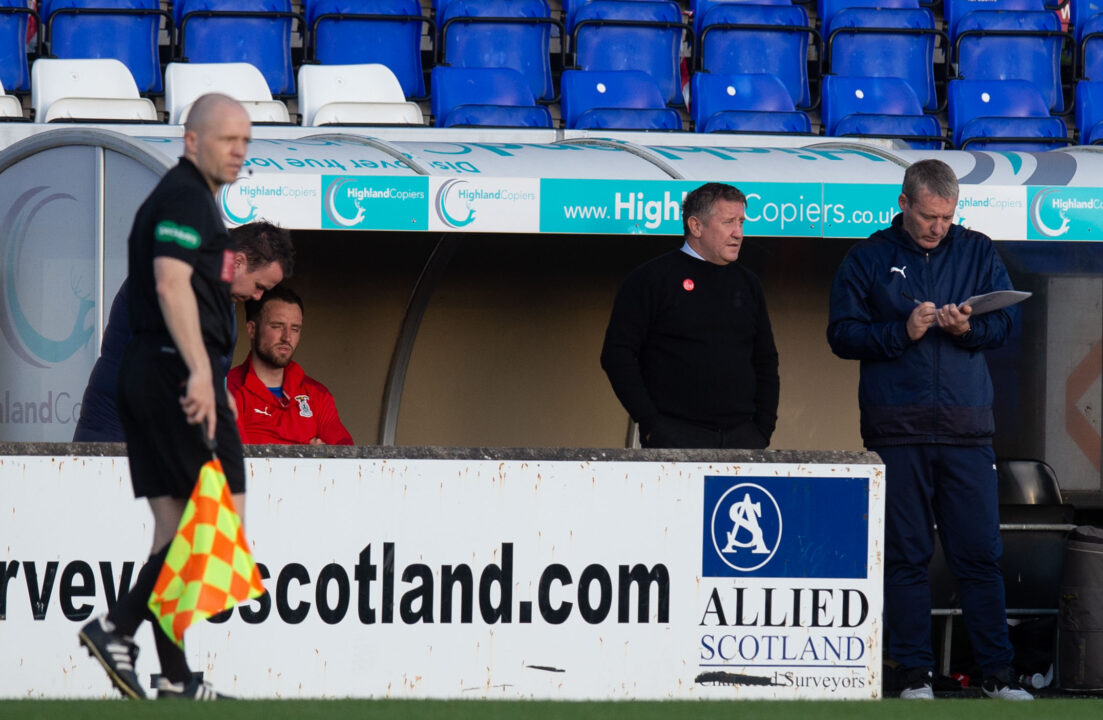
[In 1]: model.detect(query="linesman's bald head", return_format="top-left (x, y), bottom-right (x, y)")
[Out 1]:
top-left (183, 94), bottom-right (251, 192)
top-left (185, 93), bottom-right (244, 135)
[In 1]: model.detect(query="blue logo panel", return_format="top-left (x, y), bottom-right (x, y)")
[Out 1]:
top-left (702, 476), bottom-right (869, 579)
top-left (321, 176), bottom-right (428, 231)
top-left (1027, 187), bottom-right (1103, 241)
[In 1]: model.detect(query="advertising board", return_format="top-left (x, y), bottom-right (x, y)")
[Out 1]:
top-left (1, 454), bottom-right (883, 699)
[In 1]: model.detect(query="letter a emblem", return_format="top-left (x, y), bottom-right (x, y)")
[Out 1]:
top-left (722, 493), bottom-right (770, 554)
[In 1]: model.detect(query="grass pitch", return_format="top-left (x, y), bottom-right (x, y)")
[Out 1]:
top-left (1, 699), bottom-right (1101, 720)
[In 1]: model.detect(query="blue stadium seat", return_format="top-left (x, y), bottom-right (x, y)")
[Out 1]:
top-left (571, 0), bottom-right (686, 106)
top-left (42, 0), bottom-right (168, 94)
top-left (822, 75), bottom-right (944, 147)
top-left (0, 0), bottom-right (38, 93)
top-left (953, 7), bottom-right (1068, 112)
top-left (1075, 80), bottom-right (1103, 143)
top-left (690, 72), bottom-right (811, 133)
top-left (304, 0), bottom-right (430, 99)
top-left (430, 65), bottom-right (553, 127)
top-left (176, 0), bottom-right (299, 96)
top-left (560, 68), bottom-right (682, 129)
top-left (948, 78), bottom-right (1068, 149)
top-left (691, 0), bottom-right (793, 43)
top-left (561, 0), bottom-right (588, 23)
top-left (1071, 0), bottom-right (1103, 37)
top-left (819, 0), bottom-right (909, 31)
top-left (438, 0), bottom-right (560, 102)
top-left (698, 2), bottom-right (819, 109)
top-left (1080, 13), bottom-right (1103, 81)
top-left (944, 0), bottom-right (1048, 40)
top-left (566, 0), bottom-right (682, 25)
top-left (821, 0), bottom-right (945, 111)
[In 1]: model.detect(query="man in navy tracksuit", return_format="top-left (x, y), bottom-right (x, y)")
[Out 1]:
top-left (827, 160), bottom-right (1031, 701)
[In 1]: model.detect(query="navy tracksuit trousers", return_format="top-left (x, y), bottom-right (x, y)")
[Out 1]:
top-left (876, 444), bottom-right (1014, 676)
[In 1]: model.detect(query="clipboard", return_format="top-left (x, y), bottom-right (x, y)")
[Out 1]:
top-left (959, 290), bottom-right (1032, 315)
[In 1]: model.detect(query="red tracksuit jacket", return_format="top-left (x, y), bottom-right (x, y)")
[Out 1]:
top-left (227, 354), bottom-right (353, 445)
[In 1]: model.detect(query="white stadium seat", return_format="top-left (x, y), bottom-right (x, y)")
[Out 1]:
top-left (297, 63), bottom-right (423, 127)
top-left (0, 79), bottom-right (22, 120)
top-left (31, 59), bottom-right (157, 124)
top-left (165, 62), bottom-right (290, 125)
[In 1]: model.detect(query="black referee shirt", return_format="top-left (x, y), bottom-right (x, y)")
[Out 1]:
top-left (126, 157), bottom-right (235, 360)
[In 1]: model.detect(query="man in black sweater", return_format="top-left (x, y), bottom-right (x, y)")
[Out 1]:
top-left (600, 182), bottom-right (779, 448)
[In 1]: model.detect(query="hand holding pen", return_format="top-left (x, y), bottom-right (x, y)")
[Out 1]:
top-left (902, 291), bottom-right (972, 339)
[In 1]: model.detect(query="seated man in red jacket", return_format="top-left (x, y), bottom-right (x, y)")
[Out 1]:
top-left (228, 286), bottom-right (353, 445)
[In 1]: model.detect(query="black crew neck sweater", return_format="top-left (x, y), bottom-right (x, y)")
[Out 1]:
top-left (600, 249), bottom-right (779, 437)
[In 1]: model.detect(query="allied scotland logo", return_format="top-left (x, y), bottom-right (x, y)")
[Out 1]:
top-left (709, 482), bottom-right (782, 572)
top-left (721, 493), bottom-right (770, 554)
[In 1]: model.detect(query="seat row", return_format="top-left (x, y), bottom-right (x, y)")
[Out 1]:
top-left (0, 0), bottom-right (680, 101)
top-left (432, 66), bottom-right (1101, 149)
top-left (5, 56), bottom-right (1101, 148)
top-left (0, 0), bottom-right (1093, 117)
top-left (0, 58), bottom-right (422, 125)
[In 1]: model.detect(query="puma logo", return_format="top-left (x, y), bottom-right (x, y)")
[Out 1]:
top-left (890, 266), bottom-right (907, 279)
top-left (254, 407), bottom-right (272, 417)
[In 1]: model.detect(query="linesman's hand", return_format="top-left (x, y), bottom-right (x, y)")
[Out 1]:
top-left (180, 367), bottom-right (217, 441)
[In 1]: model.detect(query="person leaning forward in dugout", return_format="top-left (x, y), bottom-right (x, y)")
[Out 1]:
top-left (77, 93), bottom-right (265, 701)
top-left (600, 182), bottom-right (779, 449)
top-left (72, 220), bottom-right (295, 443)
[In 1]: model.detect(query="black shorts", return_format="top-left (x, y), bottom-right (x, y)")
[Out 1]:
top-left (117, 338), bottom-right (245, 499)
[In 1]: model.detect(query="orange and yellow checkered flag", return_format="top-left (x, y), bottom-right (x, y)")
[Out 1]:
top-left (149, 458), bottom-right (265, 647)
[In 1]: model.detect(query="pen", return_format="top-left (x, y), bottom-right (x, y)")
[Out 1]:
top-left (901, 291), bottom-right (921, 305)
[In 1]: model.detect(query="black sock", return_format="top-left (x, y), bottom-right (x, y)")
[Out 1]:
top-left (107, 544), bottom-right (169, 637)
top-left (147, 606), bottom-right (193, 684)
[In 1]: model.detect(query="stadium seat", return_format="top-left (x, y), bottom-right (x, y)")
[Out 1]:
top-left (690, 72), bottom-right (811, 133)
top-left (948, 78), bottom-right (1068, 149)
top-left (821, 0), bottom-right (945, 112)
top-left (1076, 80), bottom-right (1103, 143)
top-left (698, 2), bottom-right (819, 109)
top-left (0, 0), bottom-right (38, 93)
top-left (560, 68), bottom-right (682, 129)
top-left (953, 5), bottom-right (1069, 112)
top-left (31, 58), bottom-right (157, 123)
top-left (297, 63), bottom-right (422, 126)
top-left (304, 0), bottom-right (431, 100)
top-left (690, 0), bottom-right (793, 41)
top-left (821, 75), bottom-right (945, 147)
top-left (1080, 13), bottom-right (1103, 81)
top-left (570, 0), bottom-right (686, 106)
top-left (165, 61), bottom-right (290, 124)
top-left (0, 78), bottom-right (24, 119)
top-left (560, 0), bottom-right (587, 22)
top-left (175, 0), bottom-right (300, 96)
top-left (42, 0), bottom-right (169, 94)
top-left (1071, 0), bottom-right (1103, 38)
top-left (944, 0), bottom-right (1048, 40)
top-left (430, 65), bottom-right (553, 127)
top-left (438, 0), bottom-right (560, 102)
